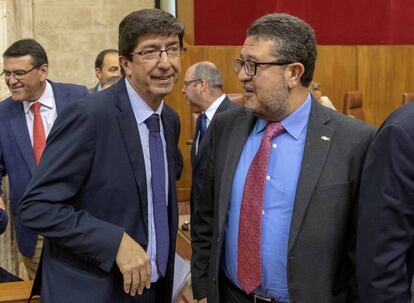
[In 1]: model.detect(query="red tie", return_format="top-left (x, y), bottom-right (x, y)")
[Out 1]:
top-left (30, 102), bottom-right (46, 166)
top-left (237, 122), bottom-right (285, 293)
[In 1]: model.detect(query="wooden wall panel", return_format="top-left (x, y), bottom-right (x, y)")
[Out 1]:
top-left (357, 46), bottom-right (414, 126)
top-left (176, 0), bottom-right (194, 45)
top-left (313, 46), bottom-right (358, 112)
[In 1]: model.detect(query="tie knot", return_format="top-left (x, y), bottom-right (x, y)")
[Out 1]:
top-left (30, 102), bottom-right (41, 114)
top-left (145, 114), bottom-right (160, 132)
top-left (264, 122), bottom-right (285, 140)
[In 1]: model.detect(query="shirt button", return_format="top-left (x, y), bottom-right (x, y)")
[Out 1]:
top-left (262, 210), bottom-right (265, 215)
top-left (272, 143), bottom-right (278, 149)
top-left (266, 175), bottom-right (271, 181)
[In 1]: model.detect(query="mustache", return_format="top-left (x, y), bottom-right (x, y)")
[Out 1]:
top-left (243, 83), bottom-right (255, 91)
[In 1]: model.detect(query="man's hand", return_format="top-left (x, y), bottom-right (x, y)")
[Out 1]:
top-left (0, 198), bottom-right (5, 210)
top-left (197, 298), bottom-right (207, 303)
top-left (115, 232), bottom-right (151, 296)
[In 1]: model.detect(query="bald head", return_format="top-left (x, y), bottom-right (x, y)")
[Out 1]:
top-left (182, 61), bottom-right (224, 111)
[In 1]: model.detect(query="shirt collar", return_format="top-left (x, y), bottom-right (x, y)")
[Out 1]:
top-left (203, 94), bottom-right (226, 121)
top-left (23, 81), bottom-right (54, 114)
top-left (125, 78), bottom-right (163, 125)
top-left (255, 92), bottom-right (312, 140)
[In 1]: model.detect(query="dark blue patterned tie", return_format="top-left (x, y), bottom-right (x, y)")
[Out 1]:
top-left (199, 113), bottom-right (207, 142)
top-left (145, 114), bottom-right (169, 277)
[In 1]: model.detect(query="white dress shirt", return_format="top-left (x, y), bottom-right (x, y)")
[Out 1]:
top-left (23, 81), bottom-right (57, 146)
top-left (195, 94), bottom-right (226, 154)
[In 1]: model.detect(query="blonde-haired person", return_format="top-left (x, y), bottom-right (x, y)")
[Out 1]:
top-left (310, 82), bottom-right (336, 110)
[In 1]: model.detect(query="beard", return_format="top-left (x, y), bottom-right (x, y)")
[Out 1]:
top-left (244, 79), bottom-right (290, 121)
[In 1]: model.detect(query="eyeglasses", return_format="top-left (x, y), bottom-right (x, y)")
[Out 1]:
top-left (1, 64), bottom-right (43, 80)
top-left (130, 46), bottom-right (186, 61)
top-left (234, 59), bottom-right (294, 76)
top-left (183, 79), bottom-right (202, 88)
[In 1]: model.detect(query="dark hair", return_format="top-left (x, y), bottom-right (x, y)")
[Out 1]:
top-left (3, 38), bottom-right (48, 66)
top-left (193, 62), bottom-right (223, 89)
top-left (95, 49), bottom-right (118, 69)
top-left (119, 8), bottom-right (184, 61)
top-left (247, 13), bottom-right (317, 86)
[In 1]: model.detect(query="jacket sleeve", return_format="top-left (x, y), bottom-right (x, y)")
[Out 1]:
top-left (0, 208), bottom-right (8, 235)
top-left (190, 119), bottom-right (217, 299)
top-left (357, 122), bottom-right (414, 303)
top-left (18, 102), bottom-right (124, 273)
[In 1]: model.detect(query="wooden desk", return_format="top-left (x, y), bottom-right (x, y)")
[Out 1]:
top-left (176, 214), bottom-right (191, 261)
top-left (0, 281), bottom-right (38, 303)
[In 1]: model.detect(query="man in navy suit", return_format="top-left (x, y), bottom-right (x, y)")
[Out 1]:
top-left (0, 38), bottom-right (88, 279)
top-left (356, 102), bottom-right (414, 302)
top-left (88, 49), bottom-right (121, 94)
top-left (182, 61), bottom-right (238, 218)
top-left (19, 9), bottom-right (184, 302)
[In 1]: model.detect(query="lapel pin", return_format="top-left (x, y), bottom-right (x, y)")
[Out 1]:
top-left (321, 135), bottom-right (330, 141)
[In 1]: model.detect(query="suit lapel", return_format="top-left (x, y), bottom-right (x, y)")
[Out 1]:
top-left (160, 108), bottom-right (177, 197)
top-left (193, 98), bottom-right (233, 170)
top-left (218, 110), bottom-right (256, 233)
top-left (9, 102), bottom-right (36, 174)
top-left (288, 100), bottom-right (334, 250)
top-left (190, 114), bottom-right (202, 170)
top-left (114, 81), bottom-right (149, 234)
top-left (51, 81), bottom-right (69, 114)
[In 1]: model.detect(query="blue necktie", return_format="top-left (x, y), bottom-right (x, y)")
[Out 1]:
top-left (145, 114), bottom-right (169, 276)
top-left (199, 113), bottom-right (207, 142)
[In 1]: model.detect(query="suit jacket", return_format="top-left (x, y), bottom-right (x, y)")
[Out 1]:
top-left (190, 97), bottom-right (238, 218)
top-left (18, 79), bottom-right (181, 303)
top-left (88, 83), bottom-right (99, 94)
top-left (191, 99), bottom-right (375, 303)
top-left (0, 208), bottom-right (7, 234)
top-left (356, 102), bottom-right (414, 303)
top-left (0, 81), bottom-right (88, 257)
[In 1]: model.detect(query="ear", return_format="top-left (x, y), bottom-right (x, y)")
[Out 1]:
top-left (95, 68), bottom-right (102, 80)
top-left (199, 80), bottom-right (208, 93)
top-left (286, 63), bottom-right (305, 88)
top-left (39, 64), bottom-right (49, 82)
top-left (119, 56), bottom-right (132, 77)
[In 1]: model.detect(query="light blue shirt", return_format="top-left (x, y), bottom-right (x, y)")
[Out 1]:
top-left (224, 94), bottom-right (312, 302)
top-left (125, 78), bottom-right (169, 282)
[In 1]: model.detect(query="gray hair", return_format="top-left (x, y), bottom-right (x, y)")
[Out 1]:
top-left (192, 62), bottom-right (223, 89)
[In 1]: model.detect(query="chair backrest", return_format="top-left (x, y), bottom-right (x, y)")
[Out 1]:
top-left (402, 92), bottom-right (414, 105)
top-left (343, 91), bottom-right (365, 121)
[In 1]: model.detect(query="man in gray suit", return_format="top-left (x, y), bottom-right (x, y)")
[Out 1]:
top-left (182, 61), bottom-right (238, 218)
top-left (191, 13), bottom-right (375, 303)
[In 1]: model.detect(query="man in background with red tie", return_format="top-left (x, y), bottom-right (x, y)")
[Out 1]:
top-left (191, 13), bottom-right (375, 303)
top-left (0, 38), bottom-right (88, 279)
